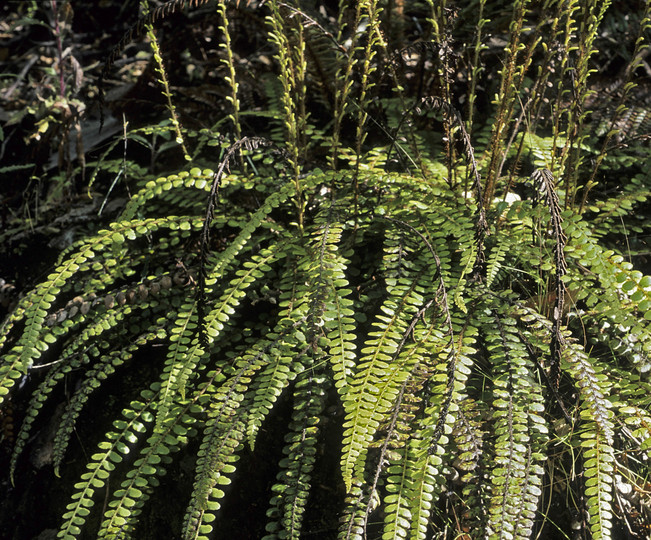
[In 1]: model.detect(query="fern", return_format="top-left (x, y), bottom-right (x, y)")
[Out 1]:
top-left (563, 342), bottom-right (616, 539)
top-left (2, 1), bottom-right (650, 538)
top-left (479, 301), bottom-right (547, 539)
top-left (264, 372), bottom-right (328, 540)
top-left (59, 387), bottom-right (159, 538)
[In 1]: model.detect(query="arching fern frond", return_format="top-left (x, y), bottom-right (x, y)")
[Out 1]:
top-left (98, 400), bottom-right (199, 538)
top-left (478, 300), bottom-right (547, 539)
top-left (264, 372), bottom-right (328, 540)
top-left (563, 341), bottom-right (616, 540)
top-left (340, 225), bottom-right (434, 492)
top-left (58, 386), bottom-right (160, 539)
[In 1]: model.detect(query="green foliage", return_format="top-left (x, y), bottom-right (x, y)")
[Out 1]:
top-left (1, 0), bottom-right (650, 538)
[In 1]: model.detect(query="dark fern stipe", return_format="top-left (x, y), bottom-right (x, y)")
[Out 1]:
top-left (1, 0), bottom-right (651, 539)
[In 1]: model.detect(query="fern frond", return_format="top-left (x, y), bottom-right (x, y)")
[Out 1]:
top-left (404, 319), bottom-right (478, 540)
top-left (305, 206), bottom-right (356, 393)
top-left (58, 387), bottom-right (159, 539)
top-left (340, 228), bottom-right (430, 491)
top-left (264, 372), bottom-right (328, 540)
top-left (478, 301), bottom-right (548, 539)
top-left (563, 211), bottom-right (651, 373)
top-left (405, 443), bottom-right (444, 540)
top-left (452, 397), bottom-right (489, 531)
top-left (98, 401), bottom-right (198, 538)
top-left (156, 299), bottom-right (204, 425)
top-left (182, 329), bottom-right (304, 539)
top-left (181, 391), bottom-right (246, 540)
top-left (9, 290), bottom-right (182, 481)
top-left (338, 479), bottom-right (375, 540)
top-left (380, 447), bottom-right (413, 540)
top-left (533, 168), bottom-right (567, 390)
top-left (485, 239), bottom-right (507, 290)
top-left (119, 167), bottom-right (215, 221)
top-left (563, 341), bottom-right (616, 539)
top-left (244, 331), bottom-right (309, 451)
top-left (51, 326), bottom-right (168, 476)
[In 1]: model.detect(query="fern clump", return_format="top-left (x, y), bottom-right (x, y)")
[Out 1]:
top-left (1, 0), bottom-right (650, 538)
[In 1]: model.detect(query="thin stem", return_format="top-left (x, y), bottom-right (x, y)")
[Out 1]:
top-left (50, 0), bottom-right (66, 97)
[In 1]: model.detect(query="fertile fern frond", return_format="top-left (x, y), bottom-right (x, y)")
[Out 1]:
top-left (98, 0), bottom-right (215, 127)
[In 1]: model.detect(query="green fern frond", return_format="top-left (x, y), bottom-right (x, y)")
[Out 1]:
top-left (98, 401), bottom-right (198, 538)
top-left (0, 215), bottom-right (203, 404)
top-left (181, 384), bottom-right (248, 539)
top-left (452, 397), bottom-right (489, 531)
top-left (51, 327), bottom-right (167, 475)
top-left (563, 341), bottom-right (615, 539)
top-left (405, 443), bottom-right (444, 540)
top-left (244, 331), bottom-right (308, 451)
top-left (338, 479), bottom-right (375, 540)
top-left (563, 212), bottom-right (651, 373)
top-left (9, 289), bottom-right (184, 481)
top-left (119, 168), bottom-right (215, 222)
top-left (264, 373), bottom-right (328, 540)
top-left (340, 228), bottom-right (431, 491)
top-left (156, 299), bottom-right (204, 425)
top-left (380, 447), bottom-right (413, 540)
top-left (182, 326), bottom-right (307, 539)
top-left (478, 301), bottom-right (548, 539)
top-left (485, 238), bottom-right (507, 290)
top-left (58, 387), bottom-right (159, 539)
